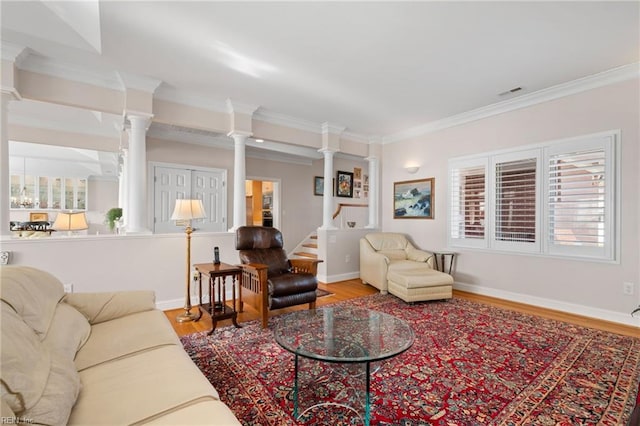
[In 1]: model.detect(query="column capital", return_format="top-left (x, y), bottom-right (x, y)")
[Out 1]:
top-left (318, 147), bottom-right (339, 155)
top-left (227, 130), bottom-right (253, 139)
top-left (125, 112), bottom-right (152, 131)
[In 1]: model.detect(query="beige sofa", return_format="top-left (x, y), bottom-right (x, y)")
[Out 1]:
top-left (360, 232), bottom-right (454, 302)
top-left (0, 266), bottom-right (240, 425)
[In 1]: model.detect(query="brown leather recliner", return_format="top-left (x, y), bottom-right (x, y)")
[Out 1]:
top-left (235, 226), bottom-right (320, 328)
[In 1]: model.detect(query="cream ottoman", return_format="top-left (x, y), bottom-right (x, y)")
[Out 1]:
top-left (387, 261), bottom-right (453, 303)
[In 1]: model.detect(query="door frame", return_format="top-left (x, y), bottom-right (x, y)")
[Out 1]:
top-left (148, 161), bottom-right (228, 233)
top-left (246, 176), bottom-right (281, 230)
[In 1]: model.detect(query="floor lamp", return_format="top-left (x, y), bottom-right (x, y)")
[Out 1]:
top-left (171, 199), bottom-right (206, 323)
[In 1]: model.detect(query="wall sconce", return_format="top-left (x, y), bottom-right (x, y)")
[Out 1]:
top-left (405, 165), bottom-right (420, 174)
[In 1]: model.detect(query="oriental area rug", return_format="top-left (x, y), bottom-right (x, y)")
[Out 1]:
top-left (180, 294), bottom-right (640, 425)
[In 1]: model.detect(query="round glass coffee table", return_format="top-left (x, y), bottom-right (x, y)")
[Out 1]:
top-left (275, 307), bottom-right (414, 425)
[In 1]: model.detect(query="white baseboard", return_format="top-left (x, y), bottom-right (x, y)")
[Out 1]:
top-left (156, 298), bottom-right (184, 311)
top-left (453, 282), bottom-right (640, 328)
top-left (319, 271), bottom-right (361, 284)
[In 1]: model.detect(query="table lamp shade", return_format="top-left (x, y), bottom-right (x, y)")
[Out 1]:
top-left (171, 199), bottom-right (206, 221)
top-left (52, 211), bottom-right (89, 231)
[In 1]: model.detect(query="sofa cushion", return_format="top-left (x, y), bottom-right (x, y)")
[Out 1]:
top-left (75, 309), bottom-right (180, 371)
top-left (378, 249), bottom-right (408, 261)
top-left (0, 301), bottom-right (51, 414)
top-left (63, 291), bottom-right (155, 325)
top-left (142, 399), bottom-right (240, 425)
top-left (22, 355), bottom-right (80, 426)
top-left (43, 303), bottom-right (91, 360)
top-left (20, 303), bottom-right (90, 425)
top-left (0, 266), bottom-right (65, 337)
top-left (388, 262), bottom-right (454, 289)
top-left (69, 345), bottom-right (222, 425)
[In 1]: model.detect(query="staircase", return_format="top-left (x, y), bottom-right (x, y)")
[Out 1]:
top-left (291, 233), bottom-right (318, 260)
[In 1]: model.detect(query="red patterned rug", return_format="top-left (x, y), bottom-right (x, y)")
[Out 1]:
top-left (180, 294), bottom-right (640, 425)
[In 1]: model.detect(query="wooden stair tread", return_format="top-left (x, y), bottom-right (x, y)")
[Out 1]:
top-left (310, 235), bottom-right (318, 239)
top-left (302, 243), bottom-right (318, 249)
top-left (293, 252), bottom-right (318, 259)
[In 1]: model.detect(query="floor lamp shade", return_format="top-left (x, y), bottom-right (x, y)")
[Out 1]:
top-left (52, 211), bottom-right (89, 234)
top-left (172, 199), bottom-right (206, 323)
top-left (171, 199), bottom-right (206, 222)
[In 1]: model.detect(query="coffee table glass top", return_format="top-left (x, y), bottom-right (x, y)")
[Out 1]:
top-left (274, 307), bottom-right (414, 363)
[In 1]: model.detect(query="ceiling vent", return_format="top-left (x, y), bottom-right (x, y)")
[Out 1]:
top-left (499, 87), bottom-right (523, 96)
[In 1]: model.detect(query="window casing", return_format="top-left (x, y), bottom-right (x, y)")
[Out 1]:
top-left (448, 131), bottom-right (617, 261)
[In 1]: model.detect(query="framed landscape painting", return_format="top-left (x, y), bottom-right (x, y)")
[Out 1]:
top-left (336, 171), bottom-right (354, 198)
top-left (393, 178), bottom-right (434, 219)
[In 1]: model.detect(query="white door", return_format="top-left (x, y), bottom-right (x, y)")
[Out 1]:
top-left (153, 165), bottom-right (226, 233)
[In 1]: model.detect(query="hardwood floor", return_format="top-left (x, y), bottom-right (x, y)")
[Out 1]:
top-left (165, 279), bottom-right (639, 338)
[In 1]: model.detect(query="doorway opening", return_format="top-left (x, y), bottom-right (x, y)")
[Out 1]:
top-left (245, 178), bottom-right (280, 229)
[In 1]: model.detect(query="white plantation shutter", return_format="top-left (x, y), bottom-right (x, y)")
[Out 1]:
top-left (449, 159), bottom-right (487, 247)
top-left (491, 149), bottom-right (541, 252)
top-left (545, 134), bottom-right (615, 260)
top-left (494, 158), bottom-right (537, 243)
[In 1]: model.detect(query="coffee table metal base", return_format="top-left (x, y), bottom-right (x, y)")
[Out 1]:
top-left (293, 355), bottom-right (373, 425)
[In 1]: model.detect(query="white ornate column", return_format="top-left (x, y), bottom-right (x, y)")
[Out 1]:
top-left (319, 148), bottom-right (338, 230)
top-left (229, 131), bottom-right (250, 232)
top-left (118, 147), bottom-right (128, 227)
top-left (125, 114), bottom-right (151, 234)
top-left (1, 43), bottom-right (24, 237)
top-left (365, 155), bottom-right (379, 229)
top-left (0, 93), bottom-right (12, 237)
top-left (366, 139), bottom-right (382, 229)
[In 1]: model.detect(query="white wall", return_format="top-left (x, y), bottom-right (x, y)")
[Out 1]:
top-left (0, 232), bottom-right (239, 310)
top-left (381, 78), bottom-right (640, 326)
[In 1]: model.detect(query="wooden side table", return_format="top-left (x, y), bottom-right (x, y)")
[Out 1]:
top-left (194, 263), bottom-right (243, 335)
top-left (432, 250), bottom-right (456, 275)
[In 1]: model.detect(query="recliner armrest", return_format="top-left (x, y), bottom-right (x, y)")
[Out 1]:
top-left (289, 258), bottom-right (322, 275)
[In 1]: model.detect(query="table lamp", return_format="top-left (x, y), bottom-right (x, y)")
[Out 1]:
top-left (171, 199), bottom-right (206, 322)
top-left (52, 211), bottom-right (89, 236)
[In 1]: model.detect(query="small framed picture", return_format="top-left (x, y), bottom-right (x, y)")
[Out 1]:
top-left (314, 176), bottom-right (324, 196)
top-left (393, 178), bottom-right (435, 219)
top-left (336, 171), bottom-right (354, 198)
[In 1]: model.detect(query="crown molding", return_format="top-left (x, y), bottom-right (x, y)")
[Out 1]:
top-left (384, 62), bottom-right (640, 144)
top-left (18, 53), bottom-right (123, 91)
top-left (1, 42), bottom-right (28, 66)
top-left (321, 122), bottom-right (346, 135)
top-left (253, 108), bottom-right (322, 134)
top-left (117, 71), bottom-right (162, 93)
top-left (148, 123), bottom-right (314, 165)
top-left (154, 85), bottom-right (228, 112)
top-left (8, 113), bottom-right (120, 138)
top-left (341, 131), bottom-right (370, 144)
top-left (225, 98), bottom-right (259, 116)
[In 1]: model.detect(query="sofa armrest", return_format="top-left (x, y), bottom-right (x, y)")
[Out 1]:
top-left (359, 238), bottom-right (392, 291)
top-left (62, 291), bottom-right (156, 325)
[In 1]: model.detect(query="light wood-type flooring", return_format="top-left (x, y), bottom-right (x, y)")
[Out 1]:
top-left (165, 279), bottom-right (639, 338)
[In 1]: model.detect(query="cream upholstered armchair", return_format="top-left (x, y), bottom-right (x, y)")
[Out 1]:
top-left (360, 232), bottom-right (453, 303)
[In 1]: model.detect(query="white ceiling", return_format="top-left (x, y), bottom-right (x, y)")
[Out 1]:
top-left (2, 1), bottom-right (639, 147)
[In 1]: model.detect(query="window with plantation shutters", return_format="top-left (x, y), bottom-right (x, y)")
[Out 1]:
top-left (449, 159), bottom-right (487, 248)
top-left (448, 131), bottom-right (617, 261)
top-left (545, 134), bottom-right (615, 260)
top-left (494, 157), bottom-right (537, 243)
